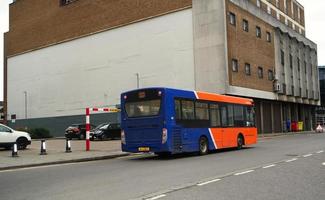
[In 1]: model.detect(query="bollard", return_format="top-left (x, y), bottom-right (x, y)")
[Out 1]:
top-left (12, 143), bottom-right (18, 157)
top-left (40, 139), bottom-right (47, 155)
top-left (65, 138), bottom-right (72, 153)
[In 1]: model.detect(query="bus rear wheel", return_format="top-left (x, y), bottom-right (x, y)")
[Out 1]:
top-left (237, 135), bottom-right (244, 150)
top-left (199, 137), bottom-right (209, 155)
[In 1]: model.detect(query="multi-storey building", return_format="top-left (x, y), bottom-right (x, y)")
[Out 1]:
top-left (3, 0), bottom-right (319, 136)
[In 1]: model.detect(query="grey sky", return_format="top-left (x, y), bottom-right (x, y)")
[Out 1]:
top-left (0, 0), bottom-right (325, 101)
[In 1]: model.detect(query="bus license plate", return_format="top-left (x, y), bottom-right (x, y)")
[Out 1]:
top-left (138, 147), bottom-right (150, 152)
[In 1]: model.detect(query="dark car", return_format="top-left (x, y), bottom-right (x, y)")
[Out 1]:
top-left (90, 123), bottom-right (121, 140)
top-left (65, 124), bottom-right (96, 140)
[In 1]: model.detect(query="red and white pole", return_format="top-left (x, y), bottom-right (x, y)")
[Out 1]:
top-left (86, 107), bottom-right (90, 151)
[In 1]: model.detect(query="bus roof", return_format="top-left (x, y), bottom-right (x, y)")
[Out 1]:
top-left (121, 87), bottom-right (254, 106)
top-left (196, 91), bottom-right (253, 106)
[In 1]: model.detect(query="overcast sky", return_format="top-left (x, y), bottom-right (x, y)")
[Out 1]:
top-left (0, 0), bottom-right (325, 101)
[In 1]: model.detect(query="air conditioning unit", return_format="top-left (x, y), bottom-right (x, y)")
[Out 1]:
top-left (274, 83), bottom-right (281, 92)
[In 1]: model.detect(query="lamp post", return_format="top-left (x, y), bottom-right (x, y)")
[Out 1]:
top-left (135, 73), bottom-right (140, 89)
top-left (23, 91), bottom-right (27, 119)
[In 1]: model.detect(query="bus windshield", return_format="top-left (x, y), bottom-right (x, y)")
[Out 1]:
top-left (125, 99), bottom-right (161, 118)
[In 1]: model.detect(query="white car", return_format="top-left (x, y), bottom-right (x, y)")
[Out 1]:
top-left (0, 124), bottom-right (31, 150)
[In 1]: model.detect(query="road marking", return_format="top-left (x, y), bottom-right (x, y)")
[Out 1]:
top-left (234, 170), bottom-right (254, 176)
top-left (323, 162), bottom-right (325, 166)
top-left (316, 150), bottom-right (324, 154)
top-left (0, 163), bottom-right (80, 173)
top-left (262, 164), bottom-right (276, 169)
top-left (286, 158), bottom-right (298, 162)
top-left (197, 179), bottom-right (221, 186)
top-left (303, 154), bottom-right (313, 157)
top-left (146, 194), bottom-right (166, 200)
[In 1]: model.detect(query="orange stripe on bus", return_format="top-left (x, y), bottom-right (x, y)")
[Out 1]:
top-left (196, 91), bottom-right (253, 106)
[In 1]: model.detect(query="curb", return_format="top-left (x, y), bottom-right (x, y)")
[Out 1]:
top-left (258, 131), bottom-right (323, 139)
top-left (0, 152), bottom-right (130, 171)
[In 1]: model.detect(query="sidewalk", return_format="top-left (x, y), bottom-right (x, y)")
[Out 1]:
top-left (0, 139), bottom-right (129, 170)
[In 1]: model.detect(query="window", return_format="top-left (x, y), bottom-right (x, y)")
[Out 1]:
top-left (175, 99), bottom-right (181, 120)
top-left (266, 32), bottom-right (271, 42)
top-left (229, 12), bottom-right (236, 26)
top-left (234, 105), bottom-right (245, 127)
top-left (281, 50), bottom-right (285, 65)
top-left (181, 100), bottom-right (195, 120)
top-left (289, 54), bottom-right (293, 69)
top-left (297, 58), bottom-right (300, 71)
top-left (227, 104), bottom-right (234, 127)
top-left (244, 106), bottom-right (255, 127)
top-left (276, 0), bottom-right (279, 7)
top-left (256, 26), bottom-right (262, 38)
top-left (195, 102), bottom-right (209, 120)
top-left (220, 105), bottom-right (228, 127)
top-left (257, 0), bottom-right (261, 7)
top-left (210, 104), bottom-right (221, 127)
top-left (304, 61), bottom-right (307, 74)
top-left (245, 63), bottom-right (251, 75)
top-left (258, 67), bottom-right (263, 79)
top-left (232, 59), bottom-right (239, 72)
top-left (267, 6), bottom-right (271, 14)
top-left (0, 124), bottom-right (11, 133)
top-left (242, 19), bottom-right (249, 32)
top-left (284, 0), bottom-right (288, 13)
top-left (268, 70), bottom-right (274, 81)
top-left (60, 0), bottom-right (78, 6)
top-left (125, 99), bottom-right (161, 118)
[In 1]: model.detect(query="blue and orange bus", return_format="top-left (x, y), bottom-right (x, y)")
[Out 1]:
top-left (120, 87), bottom-right (257, 155)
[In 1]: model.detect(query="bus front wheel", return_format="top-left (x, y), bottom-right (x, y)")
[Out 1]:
top-left (199, 136), bottom-right (209, 155)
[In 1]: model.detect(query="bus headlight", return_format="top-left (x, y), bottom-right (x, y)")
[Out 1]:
top-left (162, 128), bottom-right (168, 144)
top-left (121, 130), bottom-right (126, 144)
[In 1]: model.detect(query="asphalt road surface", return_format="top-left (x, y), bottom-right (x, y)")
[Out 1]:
top-left (1, 133), bottom-right (324, 200)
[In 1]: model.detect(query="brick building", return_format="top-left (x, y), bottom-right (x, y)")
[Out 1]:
top-left (3, 0), bottom-right (319, 136)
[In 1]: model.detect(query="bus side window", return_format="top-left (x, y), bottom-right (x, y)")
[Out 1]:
top-left (181, 100), bottom-right (195, 120)
top-left (175, 99), bottom-right (182, 120)
top-left (210, 104), bottom-right (221, 127)
top-left (245, 106), bottom-right (255, 127)
top-left (234, 105), bottom-right (245, 127)
top-left (227, 104), bottom-right (234, 127)
top-left (195, 102), bottom-right (209, 120)
top-left (220, 105), bottom-right (228, 127)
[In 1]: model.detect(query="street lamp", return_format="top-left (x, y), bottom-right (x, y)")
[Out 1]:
top-left (135, 73), bottom-right (140, 89)
top-left (23, 91), bottom-right (27, 119)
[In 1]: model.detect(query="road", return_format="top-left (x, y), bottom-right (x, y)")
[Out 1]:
top-left (0, 133), bottom-right (324, 200)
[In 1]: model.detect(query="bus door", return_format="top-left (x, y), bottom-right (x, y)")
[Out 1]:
top-left (220, 104), bottom-right (231, 147)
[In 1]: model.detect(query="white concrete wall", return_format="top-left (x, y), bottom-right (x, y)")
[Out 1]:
top-left (8, 9), bottom-right (195, 119)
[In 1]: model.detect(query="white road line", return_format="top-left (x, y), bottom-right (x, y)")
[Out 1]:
top-left (0, 163), bottom-right (80, 173)
top-left (262, 164), bottom-right (276, 169)
top-left (234, 170), bottom-right (254, 176)
top-left (316, 150), bottom-right (324, 154)
top-left (146, 194), bottom-right (166, 200)
top-left (286, 158), bottom-right (298, 162)
top-left (303, 154), bottom-right (313, 157)
top-left (197, 179), bottom-right (221, 186)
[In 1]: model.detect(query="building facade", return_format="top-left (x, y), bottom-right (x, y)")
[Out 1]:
top-left (3, 0), bottom-right (319, 136)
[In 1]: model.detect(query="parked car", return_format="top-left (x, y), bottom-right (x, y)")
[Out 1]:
top-left (90, 123), bottom-right (121, 140)
top-left (65, 124), bottom-right (96, 140)
top-left (0, 124), bottom-right (32, 150)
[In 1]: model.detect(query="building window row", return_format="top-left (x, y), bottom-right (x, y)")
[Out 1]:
top-left (229, 12), bottom-right (272, 43)
top-left (231, 58), bottom-right (273, 81)
top-left (255, 0), bottom-right (304, 35)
